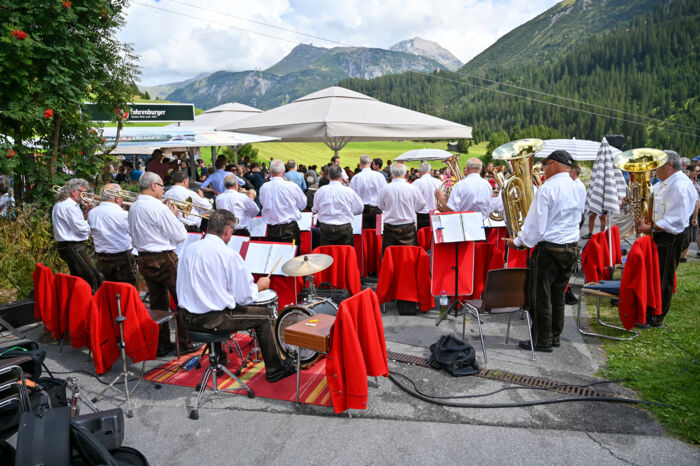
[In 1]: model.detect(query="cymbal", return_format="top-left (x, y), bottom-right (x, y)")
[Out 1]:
top-left (281, 254), bottom-right (333, 277)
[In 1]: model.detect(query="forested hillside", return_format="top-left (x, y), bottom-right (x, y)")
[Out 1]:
top-left (340, 0), bottom-right (699, 155)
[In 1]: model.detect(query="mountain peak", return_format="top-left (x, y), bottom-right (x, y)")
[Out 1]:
top-left (390, 37), bottom-right (462, 71)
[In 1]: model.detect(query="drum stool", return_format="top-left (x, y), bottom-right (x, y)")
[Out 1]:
top-left (186, 329), bottom-right (255, 420)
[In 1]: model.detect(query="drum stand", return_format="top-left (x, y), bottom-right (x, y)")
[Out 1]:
top-left (235, 331), bottom-right (262, 376)
top-left (303, 275), bottom-right (319, 301)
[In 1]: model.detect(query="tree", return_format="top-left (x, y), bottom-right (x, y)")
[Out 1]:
top-left (0, 0), bottom-right (140, 207)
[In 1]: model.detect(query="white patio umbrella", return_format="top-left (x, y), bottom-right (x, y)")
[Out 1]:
top-left (539, 138), bottom-right (622, 161)
top-left (222, 86), bottom-right (472, 156)
top-left (100, 126), bottom-right (278, 148)
top-left (585, 137), bottom-right (628, 276)
top-left (168, 102), bottom-right (263, 129)
top-left (394, 148), bottom-right (454, 161)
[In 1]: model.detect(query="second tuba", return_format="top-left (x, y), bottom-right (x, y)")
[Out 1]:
top-left (435, 154), bottom-right (464, 212)
top-left (492, 138), bottom-right (545, 238)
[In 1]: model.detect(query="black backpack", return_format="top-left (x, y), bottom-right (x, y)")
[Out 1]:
top-left (429, 334), bottom-right (480, 377)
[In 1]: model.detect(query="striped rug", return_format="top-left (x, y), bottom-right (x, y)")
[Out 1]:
top-left (144, 334), bottom-right (332, 407)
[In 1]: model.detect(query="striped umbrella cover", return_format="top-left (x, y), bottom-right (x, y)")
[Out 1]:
top-left (539, 138), bottom-right (621, 161)
top-left (585, 138), bottom-right (628, 215)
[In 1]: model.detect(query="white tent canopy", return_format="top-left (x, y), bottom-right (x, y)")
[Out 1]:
top-left (99, 126), bottom-right (278, 149)
top-left (223, 86), bottom-right (472, 156)
top-left (168, 102), bottom-right (263, 129)
top-left (538, 138), bottom-right (622, 161)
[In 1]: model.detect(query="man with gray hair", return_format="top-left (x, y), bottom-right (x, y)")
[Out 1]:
top-left (52, 178), bottom-right (103, 291)
top-left (438, 157), bottom-right (494, 221)
top-left (285, 159), bottom-right (306, 192)
top-left (129, 171), bottom-right (190, 355)
top-left (312, 164), bottom-right (364, 245)
top-left (259, 159), bottom-right (307, 245)
top-left (350, 154), bottom-right (387, 229)
top-left (377, 163), bottom-right (426, 252)
top-left (87, 183), bottom-right (138, 287)
top-left (636, 150), bottom-right (698, 327)
top-left (412, 162), bottom-right (442, 230)
top-left (216, 174), bottom-right (259, 236)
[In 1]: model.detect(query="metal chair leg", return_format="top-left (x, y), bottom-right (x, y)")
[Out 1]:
top-left (505, 315), bottom-right (513, 344)
top-left (576, 292), bottom-right (639, 341)
top-left (474, 308), bottom-right (487, 366)
top-left (524, 311), bottom-right (536, 361)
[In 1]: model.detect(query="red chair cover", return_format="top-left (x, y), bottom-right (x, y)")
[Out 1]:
top-left (506, 247), bottom-right (530, 268)
top-left (311, 245), bottom-right (361, 295)
top-left (582, 235), bottom-right (604, 283)
top-left (466, 242), bottom-right (506, 299)
top-left (54, 273), bottom-right (93, 347)
top-left (619, 236), bottom-right (662, 329)
top-left (300, 230), bottom-right (312, 255)
top-left (417, 227), bottom-right (432, 252)
top-left (376, 246), bottom-right (433, 311)
top-left (362, 229), bottom-right (382, 276)
top-left (353, 234), bottom-right (364, 276)
top-left (485, 227), bottom-right (507, 256)
top-left (32, 263), bottom-right (57, 333)
top-left (90, 282), bottom-right (159, 374)
top-left (326, 288), bottom-right (388, 414)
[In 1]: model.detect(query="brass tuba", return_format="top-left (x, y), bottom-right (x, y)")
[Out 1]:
top-left (492, 138), bottom-right (545, 238)
top-left (435, 154), bottom-right (464, 212)
top-left (613, 148), bottom-right (667, 237)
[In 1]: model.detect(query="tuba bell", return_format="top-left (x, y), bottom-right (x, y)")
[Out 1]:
top-left (492, 138), bottom-right (545, 238)
top-left (613, 148), bottom-right (667, 237)
top-left (435, 154), bottom-right (464, 212)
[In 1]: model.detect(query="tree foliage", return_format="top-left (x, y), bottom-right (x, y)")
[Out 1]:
top-left (0, 0), bottom-right (140, 207)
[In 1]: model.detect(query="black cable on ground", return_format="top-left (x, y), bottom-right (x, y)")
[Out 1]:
top-left (47, 368), bottom-right (140, 386)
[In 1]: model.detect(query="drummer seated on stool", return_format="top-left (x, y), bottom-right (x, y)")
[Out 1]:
top-left (176, 209), bottom-right (295, 383)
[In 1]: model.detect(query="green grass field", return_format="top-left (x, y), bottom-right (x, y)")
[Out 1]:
top-left (585, 260), bottom-right (700, 444)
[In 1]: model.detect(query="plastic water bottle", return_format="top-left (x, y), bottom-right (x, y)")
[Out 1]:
top-left (183, 355), bottom-right (200, 371)
top-left (439, 291), bottom-right (448, 314)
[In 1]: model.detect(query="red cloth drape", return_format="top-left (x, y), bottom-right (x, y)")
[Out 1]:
top-left (362, 229), bottom-right (382, 276)
top-left (252, 274), bottom-right (297, 309)
top-left (32, 263), bottom-right (57, 333)
top-left (582, 235), bottom-right (604, 283)
top-left (376, 246), bottom-right (433, 311)
top-left (300, 231), bottom-right (312, 255)
top-left (417, 227), bottom-right (432, 252)
top-left (326, 288), bottom-right (388, 414)
top-left (54, 273), bottom-right (93, 347)
top-left (485, 227), bottom-right (507, 256)
top-left (90, 282), bottom-right (159, 374)
top-left (506, 247), bottom-right (530, 268)
top-left (311, 245), bottom-right (361, 295)
top-left (619, 236), bottom-right (662, 329)
top-left (466, 242), bottom-right (506, 299)
top-left (353, 234), bottom-right (364, 276)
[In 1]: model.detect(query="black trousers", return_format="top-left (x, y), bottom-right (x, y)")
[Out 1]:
top-left (182, 305), bottom-right (284, 375)
top-left (95, 251), bottom-right (138, 288)
top-left (319, 222), bottom-right (353, 246)
top-left (416, 213), bottom-right (431, 231)
top-left (56, 241), bottom-right (103, 293)
top-left (527, 242), bottom-right (579, 347)
top-left (651, 228), bottom-right (691, 322)
top-left (382, 223), bottom-right (417, 254)
top-left (362, 205), bottom-right (382, 230)
top-left (267, 221), bottom-right (300, 247)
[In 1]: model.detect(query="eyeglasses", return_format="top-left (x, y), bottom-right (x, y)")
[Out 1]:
top-left (153, 182), bottom-right (164, 188)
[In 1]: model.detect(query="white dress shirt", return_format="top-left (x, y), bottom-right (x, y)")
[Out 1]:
top-left (312, 180), bottom-right (364, 225)
top-left (128, 194), bottom-right (187, 252)
top-left (177, 234), bottom-right (258, 314)
top-left (514, 172), bottom-right (584, 248)
top-left (350, 167), bottom-right (387, 206)
top-left (653, 170), bottom-right (698, 234)
top-left (52, 198), bottom-right (90, 242)
top-left (412, 173), bottom-right (442, 213)
top-left (259, 176), bottom-right (307, 225)
top-left (447, 173), bottom-right (494, 220)
top-left (377, 178), bottom-right (426, 225)
top-left (216, 189), bottom-right (259, 229)
top-left (163, 185), bottom-right (211, 228)
top-left (573, 178), bottom-right (587, 213)
top-left (87, 202), bottom-right (132, 253)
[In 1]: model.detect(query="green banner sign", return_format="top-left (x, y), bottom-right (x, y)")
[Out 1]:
top-left (84, 103), bottom-right (195, 122)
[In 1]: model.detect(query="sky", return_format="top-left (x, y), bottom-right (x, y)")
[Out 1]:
top-left (119, 0), bottom-right (560, 86)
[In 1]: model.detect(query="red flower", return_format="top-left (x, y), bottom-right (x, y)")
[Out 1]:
top-left (6, 150), bottom-right (15, 159)
top-left (63, 1), bottom-right (71, 8)
top-left (123, 112), bottom-right (129, 119)
top-left (90, 129), bottom-right (97, 134)
top-left (44, 109), bottom-right (54, 119)
top-left (11, 30), bottom-right (27, 41)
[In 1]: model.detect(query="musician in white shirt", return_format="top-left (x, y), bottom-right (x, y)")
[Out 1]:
top-left (163, 171), bottom-right (211, 232)
top-left (350, 155), bottom-right (387, 229)
top-left (87, 183), bottom-right (137, 287)
top-left (412, 162), bottom-right (442, 230)
top-left (570, 164), bottom-right (587, 227)
top-left (178, 210), bottom-right (294, 383)
top-left (259, 159), bottom-right (307, 246)
top-left (505, 150), bottom-right (583, 352)
top-left (52, 178), bottom-right (103, 291)
top-left (312, 164), bottom-right (364, 245)
top-left (636, 150), bottom-right (698, 326)
top-left (215, 175), bottom-right (259, 236)
top-left (440, 158), bottom-right (494, 221)
top-left (128, 172), bottom-right (189, 355)
top-left (377, 163), bottom-right (426, 253)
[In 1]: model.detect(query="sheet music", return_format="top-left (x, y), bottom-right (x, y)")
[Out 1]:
top-left (432, 212), bottom-right (485, 243)
top-left (244, 242), bottom-right (296, 276)
top-left (227, 235), bottom-right (250, 254)
top-left (297, 212), bottom-right (313, 231)
top-left (248, 217), bottom-right (267, 237)
top-left (461, 212), bottom-right (485, 241)
top-left (439, 214), bottom-right (465, 243)
top-left (351, 215), bottom-right (362, 235)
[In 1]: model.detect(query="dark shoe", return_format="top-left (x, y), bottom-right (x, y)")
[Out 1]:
top-left (679, 258), bottom-right (688, 263)
top-left (564, 288), bottom-right (578, 305)
top-left (649, 319), bottom-right (664, 328)
top-left (552, 337), bottom-right (561, 347)
top-left (266, 361), bottom-right (296, 383)
top-left (581, 233), bottom-right (592, 240)
top-left (157, 343), bottom-right (175, 357)
top-left (179, 342), bottom-right (204, 354)
top-left (635, 322), bottom-right (651, 329)
top-left (518, 340), bottom-right (553, 353)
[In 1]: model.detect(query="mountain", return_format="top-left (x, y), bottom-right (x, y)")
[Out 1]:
top-left (390, 37), bottom-right (462, 71)
top-left (462, 0), bottom-right (664, 75)
top-left (138, 73), bottom-right (210, 100)
top-left (165, 44), bottom-right (447, 110)
top-left (339, 0), bottom-right (698, 155)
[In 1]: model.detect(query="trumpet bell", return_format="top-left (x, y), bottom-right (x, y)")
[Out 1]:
top-left (613, 148), bottom-right (667, 172)
top-left (493, 139), bottom-right (545, 161)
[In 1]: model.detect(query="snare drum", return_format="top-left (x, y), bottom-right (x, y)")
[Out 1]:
top-left (253, 289), bottom-right (278, 320)
top-left (274, 298), bottom-right (339, 367)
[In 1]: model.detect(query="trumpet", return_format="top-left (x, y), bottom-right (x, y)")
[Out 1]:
top-left (165, 197), bottom-right (215, 220)
top-left (102, 186), bottom-right (139, 203)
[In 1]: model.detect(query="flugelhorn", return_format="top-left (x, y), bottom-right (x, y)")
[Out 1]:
top-left (613, 148), bottom-right (667, 237)
top-left (435, 154), bottom-right (464, 212)
top-left (492, 138), bottom-right (545, 238)
top-left (101, 186), bottom-right (139, 203)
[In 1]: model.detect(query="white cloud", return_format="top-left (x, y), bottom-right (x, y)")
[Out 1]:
top-left (119, 0), bottom-right (558, 86)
